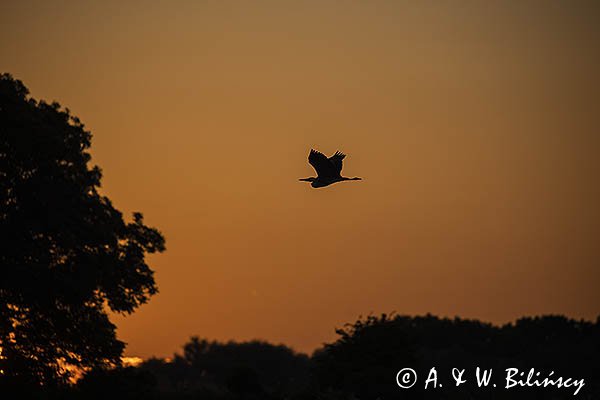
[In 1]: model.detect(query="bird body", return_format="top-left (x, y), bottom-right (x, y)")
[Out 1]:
top-left (299, 149), bottom-right (362, 188)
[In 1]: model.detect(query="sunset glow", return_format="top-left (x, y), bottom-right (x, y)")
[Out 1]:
top-left (1, 0), bottom-right (598, 360)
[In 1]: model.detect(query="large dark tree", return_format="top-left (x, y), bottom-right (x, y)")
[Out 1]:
top-left (0, 73), bottom-right (165, 386)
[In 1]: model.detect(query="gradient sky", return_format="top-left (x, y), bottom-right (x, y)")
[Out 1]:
top-left (1, 0), bottom-right (599, 358)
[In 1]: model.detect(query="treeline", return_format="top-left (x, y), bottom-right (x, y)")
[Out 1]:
top-left (7, 313), bottom-right (599, 400)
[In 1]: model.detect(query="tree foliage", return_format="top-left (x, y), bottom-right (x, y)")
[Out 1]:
top-left (138, 337), bottom-right (311, 399)
top-left (73, 315), bottom-right (600, 400)
top-left (312, 314), bottom-right (600, 399)
top-left (0, 73), bottom-right (165, 386)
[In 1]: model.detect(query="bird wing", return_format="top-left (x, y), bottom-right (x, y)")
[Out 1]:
top-left (329, 151), bottom-right (346, 177)
top-left (308, 149), bottom-right (335, 178)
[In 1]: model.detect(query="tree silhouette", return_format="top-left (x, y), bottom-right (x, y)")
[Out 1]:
top-left (135, 337), bottom-right (310, 399)
top-left (77, 366), bottom-right (158, 400)
top-left (0, 73), bottom-right (165, 386)
top-left (312, 314), bottom-right (600, 400)
top-left (72, 315), bottom-right (599, 399)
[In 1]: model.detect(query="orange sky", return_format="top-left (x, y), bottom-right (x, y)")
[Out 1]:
top-left (1, 1), bottom-right (599, 358)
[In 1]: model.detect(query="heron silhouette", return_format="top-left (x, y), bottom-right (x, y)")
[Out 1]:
top-left (299, 149), bottom-right (362, 188)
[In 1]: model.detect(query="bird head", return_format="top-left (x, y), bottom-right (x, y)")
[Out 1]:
top-left (299, 177), bottom-right (316, 182)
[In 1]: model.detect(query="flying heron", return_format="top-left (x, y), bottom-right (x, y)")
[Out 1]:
top-left (299, 149), bottom-right (362, 188)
